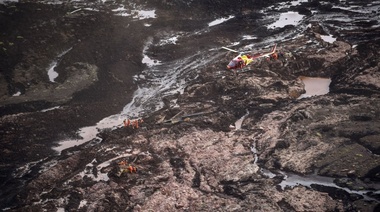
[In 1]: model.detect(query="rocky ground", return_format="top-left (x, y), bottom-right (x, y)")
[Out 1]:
top-left (1, 0), bottom-right (379, 211)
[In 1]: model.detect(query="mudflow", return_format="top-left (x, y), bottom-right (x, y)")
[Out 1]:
top-left (0, 0), bottom-right (379, 211)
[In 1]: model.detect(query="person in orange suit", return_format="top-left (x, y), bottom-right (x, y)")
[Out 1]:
top-left (127, 164), bottom-right (137, 173)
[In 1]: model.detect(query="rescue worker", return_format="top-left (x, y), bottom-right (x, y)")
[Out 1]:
top-left (127, 164), bottom-right (137, 173)
top-left (115, 161), bottom-right (138, 177)
top-left (123, 119), bottom-right (131, 127)
top-left (131, 119), bottom-right (139, 129)
top-left (135, 120), bottom-right (139, 129)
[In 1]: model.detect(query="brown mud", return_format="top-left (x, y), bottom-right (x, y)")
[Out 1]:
top-left (0, 0), bottom-right (380, 211)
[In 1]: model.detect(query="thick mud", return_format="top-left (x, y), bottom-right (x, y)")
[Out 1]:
top-left (1, 0), bottom-right (380, 211)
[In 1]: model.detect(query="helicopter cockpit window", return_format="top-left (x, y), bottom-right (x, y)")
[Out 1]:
top-left (228, 60), bottom-right (237, 68)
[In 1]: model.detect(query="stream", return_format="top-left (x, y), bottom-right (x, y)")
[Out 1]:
top-left (51, 0), bottom-right (338, 154)
top-left (250, 145), bottom-right (380, 203)
top-left (248, 77), bottom-right (379, 203)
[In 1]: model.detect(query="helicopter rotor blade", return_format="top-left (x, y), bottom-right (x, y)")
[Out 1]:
top-left (222, 46), bottom-right (240, 53)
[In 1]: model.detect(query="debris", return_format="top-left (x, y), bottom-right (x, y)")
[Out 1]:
top-left (160, 111), bottom-right (215, 125)
top-left (69, 8), bottom-right (82, 14)
top-left (156, 115), bottom-right (166, 124)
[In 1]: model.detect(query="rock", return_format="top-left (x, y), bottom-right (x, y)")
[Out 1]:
top-left (359, 134), bottom-right (380, 155)
top-left (288, 86), bottom-right (304, 99)
top-left (347, 170), bottom-right (356, 178)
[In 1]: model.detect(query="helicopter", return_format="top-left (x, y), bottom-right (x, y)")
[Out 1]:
top-left (222, 44), bottom-right (278, 70)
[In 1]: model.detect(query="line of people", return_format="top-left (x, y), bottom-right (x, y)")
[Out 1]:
top-left (123, 118), bottom-right (144, 129)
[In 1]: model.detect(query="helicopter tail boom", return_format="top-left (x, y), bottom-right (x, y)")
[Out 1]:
top-left (270, 43), bottom-right (277, 54)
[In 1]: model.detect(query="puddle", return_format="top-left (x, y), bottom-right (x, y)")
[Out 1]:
top-left (208, 15), bottom-right (234, 27)
top-left (40, 106), bottom-right (60, 112)
top-left (261, 169), bottom-right (380, 202)
top-left (52, 115), bottom-right (121, 153)
top-left (321, 34), bottom-right (337, 44)
top-left (12, 91), bottom-right (21, 96)
top-left (112, 6), bottom-right (156, 19)
top-left (72, 151), bottom-right (133, 182)
top-left (272, 0), bottom-right (309, 9)
top-left (47, 61), bottom-right (59, 82)
top-left (234, 110), bottom-right (249, 130)
top-left (268, 11), bottom-right (304, 29)
top-left (242, 35), bottom-right (257, 40)
top-left (135, 10), bottom-right (156, 19)
top-left (159, 36), bottom-right (179, 46)
top-left (290, 0), bottom-right (309, 6)
top-left (78, 200), bottom-right (87, 209)
top-left (142, 38), bottom-right (162, 67)
top-left (47, 48), bottom-right (72, 82)
top-left (250, 143), bottom-right (259, 165)
top-left (298, 76), bottom-right (331, 99)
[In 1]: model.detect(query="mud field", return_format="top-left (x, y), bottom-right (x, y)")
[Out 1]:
top-left (1, 0), bottom-right (380, 211)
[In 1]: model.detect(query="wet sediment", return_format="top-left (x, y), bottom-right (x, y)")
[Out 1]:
top-left (1, 0), bottom-right (380, 211)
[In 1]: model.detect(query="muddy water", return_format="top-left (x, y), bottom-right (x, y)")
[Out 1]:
top-left (47, 48), bottom-right (72, 82)
top-left (267, 11), bottom-right (304, 29)
top-left (250, 144), bottom-right (380, 202)
top-left (298, 76), bottom-right (331, 99)
top-left (261, 168), bottom-right (380, 202)
top-left (53, 41), bottom-right (222, 154)
top-left (234, 110), bottom-right (249, 130)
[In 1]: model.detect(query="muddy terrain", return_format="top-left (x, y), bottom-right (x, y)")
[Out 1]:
top-left (1, 0), bottom-right (380, 211)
